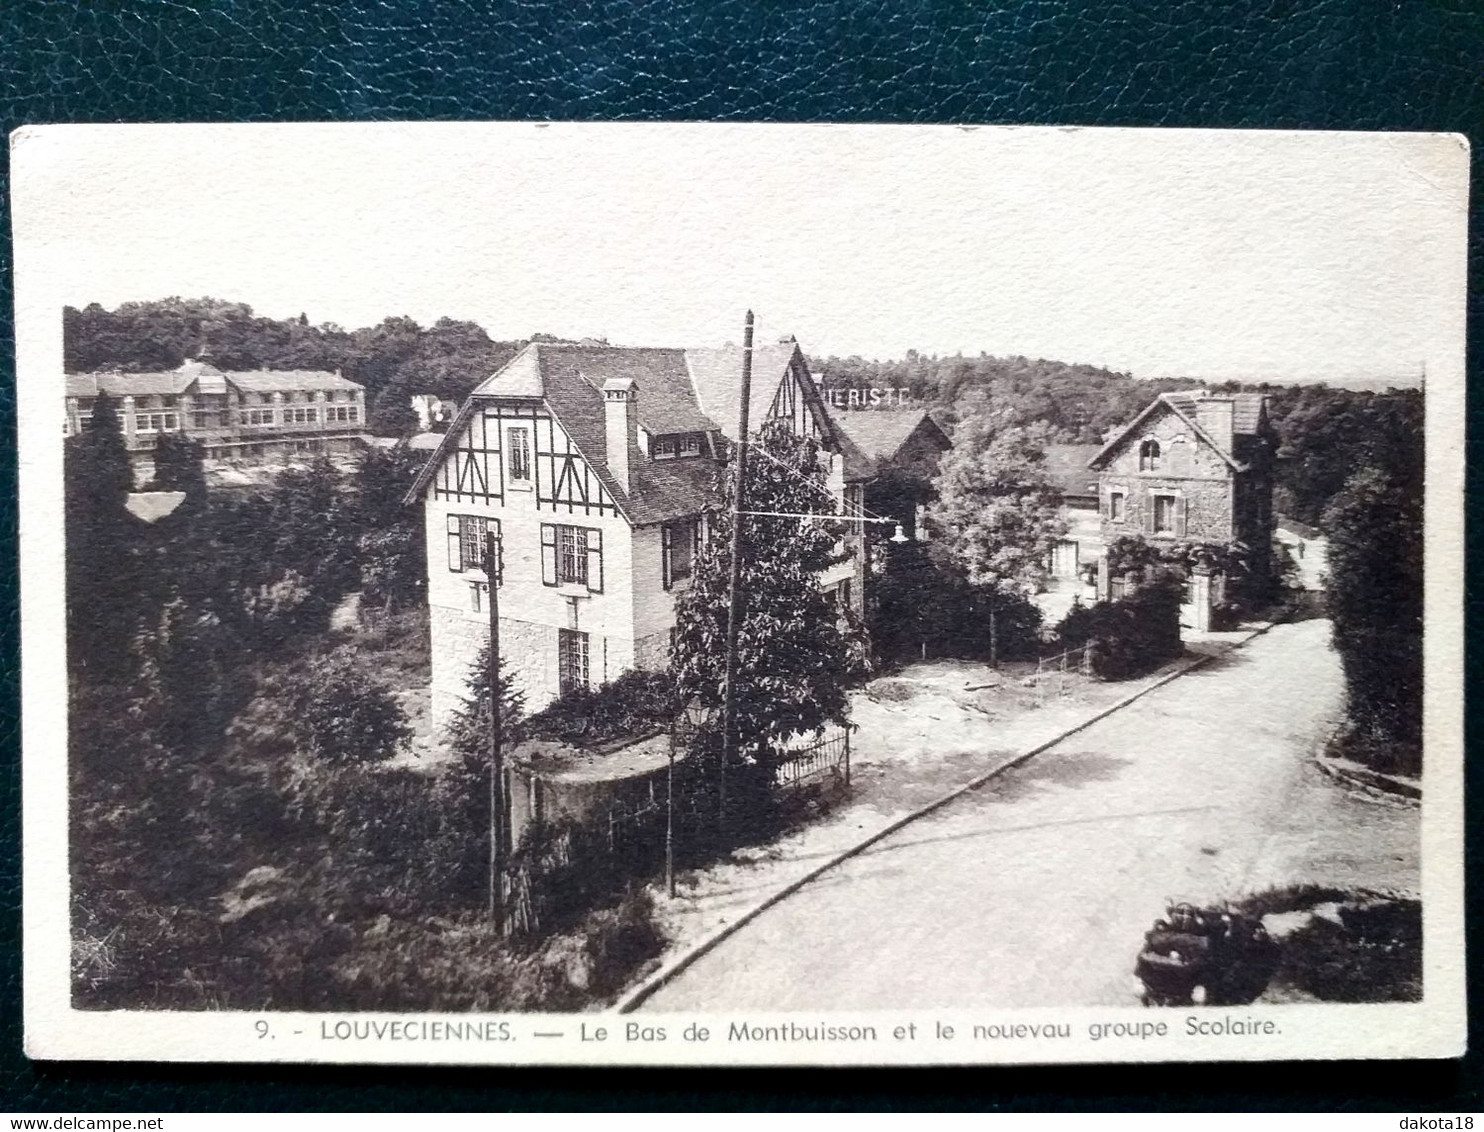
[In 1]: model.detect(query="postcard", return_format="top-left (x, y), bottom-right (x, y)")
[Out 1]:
top-left (14, 122), bottom-right (1467, 1064)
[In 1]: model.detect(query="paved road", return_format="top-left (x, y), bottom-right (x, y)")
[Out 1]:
top-left (642, 618), bottom-right (1366, 1011)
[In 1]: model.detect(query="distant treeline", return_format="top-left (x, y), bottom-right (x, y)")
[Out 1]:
top-left (813, 351), bottom-right (1195, 445)
top-left (66, 298), bottom-right (1421, 529)
top-left (816, 350), bottom-right (1422, 529)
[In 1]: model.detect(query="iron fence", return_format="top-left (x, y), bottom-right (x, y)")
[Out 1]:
top-left (772, 727), bottom-right (851, 791)
top-left (1025, 640), bottom-right (1095, 704)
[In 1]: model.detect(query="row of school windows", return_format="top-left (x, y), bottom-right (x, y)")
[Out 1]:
top-left (446, 514), bottom-right (702, 608)
top-left (119, 406), bottom-right (360, 433)
top-left (82, 390), bottom-right (358, 412)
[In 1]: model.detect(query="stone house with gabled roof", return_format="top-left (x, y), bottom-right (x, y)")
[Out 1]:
top-left (1088, 390), bottom-right (1275, 630)
top-left (406, 336), bottom-right (875, 730)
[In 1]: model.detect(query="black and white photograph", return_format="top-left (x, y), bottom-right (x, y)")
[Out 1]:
top-left (14, 123), bottom-right (1466, 1065)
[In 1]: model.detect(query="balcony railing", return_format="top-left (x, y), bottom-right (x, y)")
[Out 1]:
top-left (123, 417), bottom-right (365, 450)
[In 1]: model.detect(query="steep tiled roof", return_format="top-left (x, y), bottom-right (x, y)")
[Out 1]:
top-left (1041, 444), bottom-right (1103, 498)
top-left (66, 372), bottom-right (195, 398)
top-left (1089, 390), bottom-right (1267, 472)
top-left (67, 366), bottom-right (361, 397)
top-left (410, 338), bottom-right (874, 520)
top-left (824, 418), bottom-right (878, 483)
top-left (833, 410), bottom-right (950, 465)
top-left (1160, 390), bottom-right (1267, 436)
top-left (539, 353), bottom-right (691, 524)
top-left (543, 344), bottom-right (720, 435)
top-left (222, 371), bottom-right (362, 393)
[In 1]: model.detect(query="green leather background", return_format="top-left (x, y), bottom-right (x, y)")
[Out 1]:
top-left (1, 0), bottom-right (1480, 1112)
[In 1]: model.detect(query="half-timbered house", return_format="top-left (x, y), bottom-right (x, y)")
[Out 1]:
top-left (407, 337), bottom-right (874, 730)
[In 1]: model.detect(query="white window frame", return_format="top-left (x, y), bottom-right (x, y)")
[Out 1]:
top-left (507, 426), bottom-right (532, 485)
top-left (541, 523), bottom-right (603, 592)
top-left (1152, 493), bottom-right (1177, 534)
top-left (558, 629), bottom-right (590, 695)
top-left (447, 514), bottom-right (502, 580)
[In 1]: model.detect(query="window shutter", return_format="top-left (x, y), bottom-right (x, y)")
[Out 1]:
top-left (1175, 495), bottom-right (1188, 537)
top-left (661, 525), bottom-right (673, 590)
top-left (489, 518), bottom-right (503, 584)
top-left (587, 527), bottom-right (604, 593)
top-left (540, 524), bottom-right (557, 587)
top-left (1144, 492), bottom-right (1156, 535)
top-left (447, 514), bottom-right (463, 572)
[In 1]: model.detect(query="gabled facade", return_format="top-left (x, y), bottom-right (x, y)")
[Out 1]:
top-left (408, 337), bottom-right (874, 731)
top-left (832, 409), bottom-right (952, 480)
top-left (1088, 390), bottom-right (1275, 629)
top-left (832, 409), bottom-right (953, 540)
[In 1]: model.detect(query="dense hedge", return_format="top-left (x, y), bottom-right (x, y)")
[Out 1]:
top-left (868, 541), bottom-right (1043, 664)
top-left (1054, 574), bottom-right (1184, 680)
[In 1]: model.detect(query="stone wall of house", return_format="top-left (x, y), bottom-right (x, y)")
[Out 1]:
top-left (428, 607), bottom-right (673, 737)
top-left (634, 631), bottom-right (671, 671)
top-left (429, 607), bottom-right (565, 737)
top-left (1098, 475), bottom-right (1234, 544)
top-left (1096, 405), bottom-right (1235, 547)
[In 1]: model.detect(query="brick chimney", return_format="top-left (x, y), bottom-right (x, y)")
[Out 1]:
top-left (603, 377), bottom-right (638, 493)
top-left (1194, 395), bottom-right (1235, 454)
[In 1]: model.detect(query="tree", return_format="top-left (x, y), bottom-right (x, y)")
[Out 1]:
top-left (672, 427), bottom-right (860, 765)
top-left (149, 431), bottom-right (208, 507)
top-left (289, 654), bottom-right (412, 765)
top-left (64, 392), bottom-right (143, 676)
top-left (927, 419), bottom-right (1066, 663)
top-left (352, 447), bottom-right (427, 611)
top-left (1322, 463), bottom-right (1423, 772)
top-left (446, 644), bottom-right (527, 770)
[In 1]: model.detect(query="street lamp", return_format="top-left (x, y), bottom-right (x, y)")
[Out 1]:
top-left (668, 698), bottom-right (717, 898)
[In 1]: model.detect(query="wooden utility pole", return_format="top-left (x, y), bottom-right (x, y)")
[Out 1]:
top-left (718, 310), bottom-right (755, 838)
top-left (484, 529), bottom-right (506, 934)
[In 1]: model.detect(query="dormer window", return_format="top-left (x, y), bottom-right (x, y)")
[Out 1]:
top-left (1139, 439), bottom-right (1162, 471)
top-left (653, 433), bottom-right (704, 461)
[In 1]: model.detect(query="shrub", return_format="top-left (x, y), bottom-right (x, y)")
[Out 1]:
top-left (1274, 898), bottom-right (1422, 1003)
top-left (523, 669), bottom-right (678, 747)
top-left (1055, 574), bottom-right (1182, 679)
top-left (288, 654), bottom-right (411, 765)
top-left (869, 542), bottom-right (1043, 664)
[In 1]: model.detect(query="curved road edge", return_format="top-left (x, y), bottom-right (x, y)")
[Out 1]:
top-left (612, 613), bottom-right (1291, 1015)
